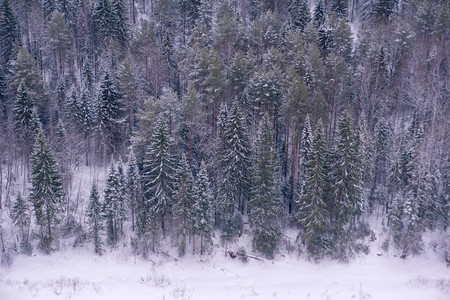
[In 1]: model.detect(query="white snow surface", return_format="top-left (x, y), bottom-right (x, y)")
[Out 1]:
top-left (1, 247), bottom-right (449, 300)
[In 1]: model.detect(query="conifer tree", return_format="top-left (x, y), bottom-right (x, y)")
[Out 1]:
top-left (103, 163), bottom-right (120, 244)
top-left (30, 125), bottom-right (64, 248)
top-left (298, 120), bottom-right (329, 258)
top-left (218, 101), bottom-right (251, 239)
top-left (289, 0), bottom-right (311, 31)
top-left (330, 112), bottom-right (363, 257)
top-left (112, 0), bottom-right (129, 46)
top-left (86, 184), bottom-right (103, 254)
top-left (11, 194), bottom-right (31, 252)
top-left (299, 115), bottom-right (313, 192)
top-left (127, 149), bottom-right (141, 232)
top-left (313, 0), bottom-right (325, 28)
top-left (331, 0), bottom-right (348, 19)
top-left (93, 0), bottom-right (115, 44)
top-left (0, 0), bottom-right (19, 66)
top-left (174, 155), bottom-right (194, 256)
top-left (142, 117), bottom-right (177, 238)
top-left (193, 160), bottom-right (212, 255)
top-left (250, 113), bottom-right (281, 259)
top-left (97, 73), bottom-right (123, 159)
top-left (43, 0), bottom-right (56, 20)
top-left (14, 84), bottom-right (38, 164)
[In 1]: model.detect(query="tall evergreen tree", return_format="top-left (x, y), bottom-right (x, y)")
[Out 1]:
top-left (298, 120), bottom-right (329, 258)
top-left (0, 0), bottom-right (19, 66)
top-left (11, 194), bottom-right (31, 246)
top-left (218, 101), bottom-right (251, 239)
top-left (142, 117), bottom-right (177, 238)
top-left (97, 73), bottom-right (123, 160)
top-left (30, 125), bottom-right (64, 248)
top-left (313, 0), bottom-right (325, 28)
top-left (173, 155), bottom-right (194, 256)
top-left (112, 0), bottom-right (129, 46)
top-left (250, 113), bottom-right (281, 259)
top-left (193, 160), bottom-right (213, 255)
top-left (330, 112), bottom-right (363, 257)
top-left (127, 149), bottom-right (141, 232)
top-left (331, 0), bottom-right (348, 19)
top-left (289, 0), bottom-right (311, 31)
top-left (103, 163), bottom-right (121, 244)
top-left (86, 183), bottom-right (103, 254)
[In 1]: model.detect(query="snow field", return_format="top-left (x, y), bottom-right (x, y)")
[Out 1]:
top-left (1, 246), bottom-right (449, 300)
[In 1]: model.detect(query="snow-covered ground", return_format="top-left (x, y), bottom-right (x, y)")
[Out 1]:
top-left (1, 246), bottom-right (449, 300)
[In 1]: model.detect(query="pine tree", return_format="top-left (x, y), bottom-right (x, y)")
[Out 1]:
top-left (103, 163), bottom-right (120, 244)
top-left (173, 155), bottom-right (194, 256)
top-left (142, 117), bottom-right (177, 238)
top-left (54, 120), bottom-right (71, 192)
top-left (369, 120), bottom-right (389, 210)
top-left (13, 84), bottom-right (38, 163)
top-left (218, 101), bottom-right (251, 239)
top-left (289, 0), bottom-right (311, 31)
top-left (11, 194), bottom-right (31, 245)
top-left (298, 120), bottom-right (329, 258)
top-left (97, 73), bottom-right (123, 159)
top-left (330, 112), bottom-right (363, 258)
top-left (111, 0), bottom-right (129, 46)
top-left (0, 0), bottom-right (19, 66)
top-left (193, 160), bottom-right (212, 255)
top-left (373, 0), bottom-right (397, 22)
top-left (116, 159), bottom-right (128, 233)
top-left (299, 115), bottom-right (313, 192)
top-left (93, 0), bottom-right (115, 43)
top-left (127, 149), bottom-right (141, 232)
top-left (250, 113), bottom-right (281, 259)
top-left (30, 125), bottom-right (64, 248)
top-left (42, 0), bottom-right (56, 20)
top-left (313, 0), bottom-right (325, 28)
top-left (331, 0), bottom-right (348, 19)
top-left (86, 184), bottom-right (103, 254)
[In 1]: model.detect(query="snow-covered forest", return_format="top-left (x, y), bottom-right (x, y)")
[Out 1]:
top-left (0, 0), bottom-right (449, 298)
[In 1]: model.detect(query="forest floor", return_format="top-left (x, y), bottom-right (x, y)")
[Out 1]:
top-left (1, 242), bottom-right (449, 300)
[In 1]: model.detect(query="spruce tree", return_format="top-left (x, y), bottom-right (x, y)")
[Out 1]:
top-left (103, 163), bottom-right (120, 244)
top-left (298, 120), bottom-right (329, 258)
top-left (11, 194), bottom-right (31, 252)
top-left (218, 101), bottom-right (251, 239)
top-left (142, 117), bottom-right (177, 238)
top-left (93, 0), bottom-right (115, 44)
top-left (330, 112), bottom-right (363, 258)
top-left (289, 0), bottom-right (311, 31)
top-left (250, 113), bottom-right (281, 259)
top-left (111, 0), bottom-right (129, 46)
top-left (97, 73), bottom-right (123, 159)
top-left (173, 155), bottom-right (194, 256)
top-left (313, 0), bottom-right (325, 28)
top-left (86, 184), bottom-right (103, 254)
top-left (331, 0), bottom-right (348, 19)
top-left (13, 84), bottom-right (37, 163)
top-left (193, 160), bottom-right (213, 255)
top-left (127, 149), bottom-right (141, 232)
top-left (30, 125), bottom-right (64, 249)
top-left (0, 0), bottom-right (19, 66)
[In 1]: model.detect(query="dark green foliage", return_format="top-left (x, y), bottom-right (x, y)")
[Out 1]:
top-left (218, 102), bottom-right (251, 239)
top-left (142, 118), bottom-right (177, 238)
top-left (102, 163), bottom-right (125, 244)
top-left (86, 184), bottom-right (103, 254)
top-left (313, 1), bottom-right (325, 28)
top-left (0, 0), bottom-right (19, 65)
top-left (373, 0), bottom-right (397, 22)
top-left (193, 161), bottom-right (213, 255)
top-left (11, 194), bottom-right (31, 243)
top-left (127, 149), bottom-right (141, 232)
top-left (173, 155), bottom-right (194, 256)
top-left (112, 0), bottom-right (129, 46)
top-left (30, 126), bottom-right (64, 243)
top-left (289, 0), bottom-right (311, 31)
top-left (250, 113), bottom-right (281, 258)
top-left (298, 120), bottom-right (329, 258)
top-left (97, 73), bottom-right (123, 158)
top-left (331, 0), bottom-right (348, 18)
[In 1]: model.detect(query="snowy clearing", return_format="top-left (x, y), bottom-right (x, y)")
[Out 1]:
top-left (1, 248), bottom-right (449, 300)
